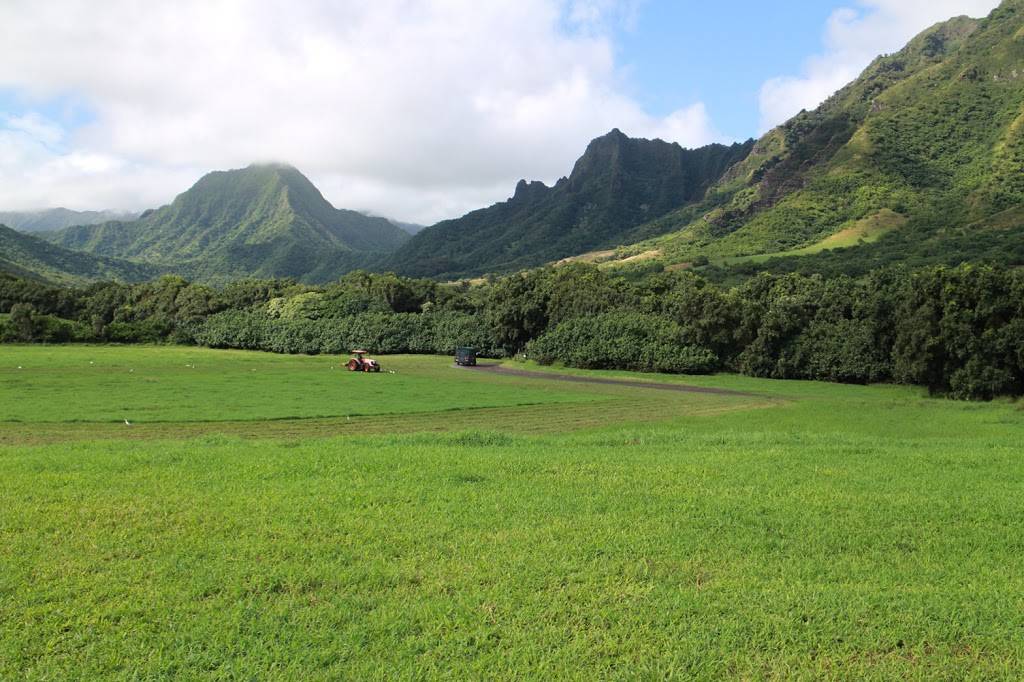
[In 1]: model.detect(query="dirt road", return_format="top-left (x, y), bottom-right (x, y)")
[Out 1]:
top-left (465, 364), bottom-right (763, 398)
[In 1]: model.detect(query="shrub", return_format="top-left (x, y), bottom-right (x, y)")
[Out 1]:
top-left (193, 309), bottom-right (501, 357)
top-left (528, 312), bottom-right (718, 374)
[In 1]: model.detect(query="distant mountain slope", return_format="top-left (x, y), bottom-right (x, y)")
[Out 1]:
top-left (390, 220), bottom-right (426, 235)
top-left (602, 0), bottom-right (1024, 272)
top-left (385, 130), bottom-right (754, 279)
top-left (0, 208), bottom-right (139, 233)
top-left (49, 164), bottom-right (409, 282)
top-left (0, 225), bottom-right (161, 284)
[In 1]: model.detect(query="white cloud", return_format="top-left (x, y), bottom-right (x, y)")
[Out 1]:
top-left (642, 103), bottom-right (719, 148)
top-left (4, 113), bottom-right (66, 150)
top-left (0, 0), bottom-right (717, 222)
top-left (758, 0), bottom-right (1001, 133)
top-left (567, 0), bottom-right (642, 33)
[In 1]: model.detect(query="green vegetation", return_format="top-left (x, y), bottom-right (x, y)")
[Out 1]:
top-left (1, 346), bottom-right (1023, 678)
top-left (3, 258), bottom-right (1024, 400)
top-left (47, 164), bottom-right (409, 283)
top-left (386, 130), bottom-right (754, 279)
top-left (529, 311), bottom-right (718, 374)
top-left (0, 208), bottom-right (138, 233)
top-left (0, 225), bottom-right (162, 285)
top-left (714, 208), bottom-right (908, 267)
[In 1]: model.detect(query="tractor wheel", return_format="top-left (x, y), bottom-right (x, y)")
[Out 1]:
top-left (346, 359), bottom-right (359, 371)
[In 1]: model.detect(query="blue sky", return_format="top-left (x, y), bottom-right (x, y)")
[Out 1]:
top-left (614, 2), bottom-right (837, 140)
top-left (0, 0), bottom-right (1003, 220)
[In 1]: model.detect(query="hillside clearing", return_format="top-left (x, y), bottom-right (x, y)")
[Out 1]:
top-left (715, 209), bottom-right (908, 267)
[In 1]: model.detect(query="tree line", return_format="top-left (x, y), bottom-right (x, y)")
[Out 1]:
top-left (2, 262), bottom-right (1022, 400)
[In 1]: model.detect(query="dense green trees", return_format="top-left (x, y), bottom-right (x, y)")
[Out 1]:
top-left (528, 312), bottom-right (718, 374)
top-left (2, 263), bottom-right (1022, 400)
top-left (194, 310), bottom-right (501, 357)
top-left (892, 265), bottom-right (1024, 399)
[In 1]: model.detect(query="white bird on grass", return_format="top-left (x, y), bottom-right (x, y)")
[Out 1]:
top-left (124, 419), bottom-right (131, 426)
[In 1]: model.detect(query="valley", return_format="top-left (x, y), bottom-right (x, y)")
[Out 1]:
top-left (3, 2), bottom-right (1024, 678)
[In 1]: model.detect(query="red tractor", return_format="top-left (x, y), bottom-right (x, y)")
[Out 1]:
top-left (346, 350), bottom-right (381, 372)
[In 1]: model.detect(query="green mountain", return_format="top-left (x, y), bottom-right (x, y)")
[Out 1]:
top-left (600, 0), bottom-right (1024, 273)
top-left (390, 220), bottom-right (427, 235)
top-left (0, 208), bottom-right (139, 233)
top-left (49, 164), bottom-right (410, 282)
top-left (385, 130), bottom-right (755, 279)
top-left (0, 225), bottom-right (161, 284)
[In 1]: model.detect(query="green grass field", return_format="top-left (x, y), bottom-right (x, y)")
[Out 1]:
top-left (2, 346), bottom-right (1023, 679)
top-left (0, 347), bottom-right (616, 423)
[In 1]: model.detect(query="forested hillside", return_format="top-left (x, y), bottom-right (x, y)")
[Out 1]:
top-left (386, 130), bottom-right (754, 279)
top-left (0, 226), bottom-right (161, 284)
top-left (597, 2), bottom-right (1024, 275)
top-left (47, 164), bottom-right (409, 282)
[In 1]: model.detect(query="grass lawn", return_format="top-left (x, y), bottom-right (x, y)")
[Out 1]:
top-left (1, 345), bottom-right (1022, 679)
top-left (0, 346), bottom-right (613, 423)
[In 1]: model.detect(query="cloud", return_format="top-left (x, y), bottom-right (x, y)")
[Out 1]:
top-left (0, 0), bottom-right (718, 222)
top-left (3, 113), bottom-right (66, 150)
top-left (758, 0), bottom-right (1001, 133)
top-left (567, 0), bottom-right (642, 33)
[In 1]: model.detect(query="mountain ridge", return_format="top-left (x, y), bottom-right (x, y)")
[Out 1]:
top-left (385, 130), bottom-right (755, 279)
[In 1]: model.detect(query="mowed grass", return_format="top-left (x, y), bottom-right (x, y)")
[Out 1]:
top-left (0, 346), bottom-right (765, 444)
top-left (2, 346), bottom-right (1024, 679)
top-left (0, 346), bottom-right (613, 424)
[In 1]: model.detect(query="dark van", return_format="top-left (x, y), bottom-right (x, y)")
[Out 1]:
top-left (455, 347), bottom-right (477, 366)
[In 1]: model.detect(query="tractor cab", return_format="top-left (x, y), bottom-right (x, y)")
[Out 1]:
top-left (346, 350), bottom-right (381, 372)
top-left (455, 346), bottom-right (477, 366)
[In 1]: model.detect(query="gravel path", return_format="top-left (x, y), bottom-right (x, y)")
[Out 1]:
top-left (464, 364), bottom-right (763, 398)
